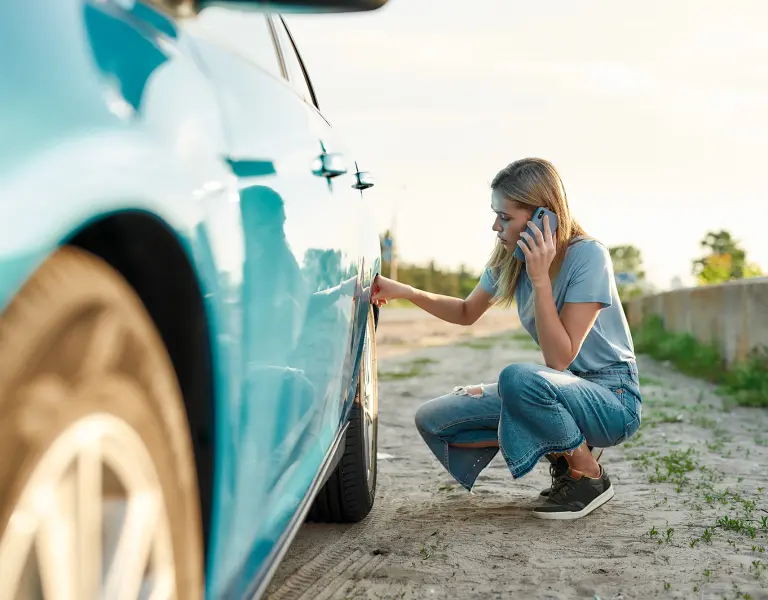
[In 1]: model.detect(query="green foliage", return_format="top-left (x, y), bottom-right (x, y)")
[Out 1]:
top-left (720, 348), bottom-right (768, 408)
top-left (381, 259), bottom-right (480, 298)
top-left (404, 261), bottom-right (474, 297)
top-left (379, 233), bottom-right (480, 297)
top-left (379, 357), bottom-right (436, 381)
top-left (633, 315), bottom-right (725, 381)
top-left (609, 244), bottom-right (646, 300)
top-left (692, 230), bottom-right (764, 285)
top-left (609, 244), bottom-right (646, 280)
top-left (745, 262), bottom-right (765, 278)
top-left (632, 315), bottom-right (768, 407)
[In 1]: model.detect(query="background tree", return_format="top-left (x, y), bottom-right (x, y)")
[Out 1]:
top-left (693, 230), bottom-right (763, 285)
top-left (379, 232), bottom-right (481, 297)
top-left (609, 244), bottom-right (646, 300)
top-left (609, 245), bottom-right (645, 280)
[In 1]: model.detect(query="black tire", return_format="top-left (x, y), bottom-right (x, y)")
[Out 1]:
top-left (308, 308), bottom-right (378, 523)
top-left (0, 247), bottom-right (203, 598)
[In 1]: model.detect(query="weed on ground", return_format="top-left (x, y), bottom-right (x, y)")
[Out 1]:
top-left (379, 357), bottom-right (437, 381)
top-left (633, 315), bottom-right (768, 408)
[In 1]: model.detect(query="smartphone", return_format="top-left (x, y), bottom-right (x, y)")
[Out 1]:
top-left (513, 206), bottom-right (559, 262)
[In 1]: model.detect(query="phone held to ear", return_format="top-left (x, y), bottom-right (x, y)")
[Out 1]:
top-left (513, 207), bottom-right (559, 262)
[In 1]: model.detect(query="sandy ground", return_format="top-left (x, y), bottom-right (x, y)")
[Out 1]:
top-left (267, 307), bottom-right (768, 600)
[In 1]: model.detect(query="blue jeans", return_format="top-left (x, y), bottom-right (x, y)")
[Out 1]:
top-left (414, 361), bottom-right (642, 491)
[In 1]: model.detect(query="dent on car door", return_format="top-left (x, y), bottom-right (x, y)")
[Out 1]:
top-left (185, 8), bottom-right (360, 597)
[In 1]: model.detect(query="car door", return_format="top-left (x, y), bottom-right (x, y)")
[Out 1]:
top-left (183, 9), bottom-right (361, 596)
top-left (269, 13), bottom-right (369, 438)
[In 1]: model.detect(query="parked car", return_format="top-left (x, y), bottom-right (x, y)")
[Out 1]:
top-left (0, 0), bottom-right (386, 598)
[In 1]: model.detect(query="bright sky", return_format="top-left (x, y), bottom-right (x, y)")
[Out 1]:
top-left (286, 0), bottom-right (768, 289)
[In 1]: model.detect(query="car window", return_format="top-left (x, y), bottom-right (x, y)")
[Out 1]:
top-left (271, 16), bottom-right (317, 108)
top-left (192, 7), bottom-right (282, 79)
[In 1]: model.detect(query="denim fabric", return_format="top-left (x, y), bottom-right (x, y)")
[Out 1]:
top-left (414, 361), bottom-right (642, 491)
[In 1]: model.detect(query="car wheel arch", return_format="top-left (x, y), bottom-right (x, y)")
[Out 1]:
top-left (63, 209), bottom-right (216, 556)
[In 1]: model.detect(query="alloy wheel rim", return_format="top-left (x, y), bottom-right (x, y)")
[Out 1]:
top-left (0, 413), bottom-right (176, 600)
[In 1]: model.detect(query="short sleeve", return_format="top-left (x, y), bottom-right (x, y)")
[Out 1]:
top-left (564, 241), bottom-right (613, 308)
top-left (479, 267), bottom-right (499, 296)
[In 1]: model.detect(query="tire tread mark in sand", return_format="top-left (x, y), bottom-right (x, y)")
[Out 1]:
top-left (324, 553), bottom-right (387, 600)
top-left (269, 549), bottom-right (385, 600)
top-left (266, 508), bottom-right (383, 600)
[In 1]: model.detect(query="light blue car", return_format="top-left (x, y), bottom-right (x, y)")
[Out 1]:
top-left (0, 0), bottom-right (387, 598)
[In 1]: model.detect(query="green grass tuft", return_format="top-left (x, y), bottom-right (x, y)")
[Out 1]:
top-left (379, 357), bottom-right (436, 381)
top-left (632, 315), bottom-right (768, 408)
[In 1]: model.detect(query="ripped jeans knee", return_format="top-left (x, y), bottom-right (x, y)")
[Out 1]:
top-left (414, 382), bottom-right (503, 491)
top-left (414, 383), bottom-right (500, 439)
top-left (452, 382), bottom-right (498, 399)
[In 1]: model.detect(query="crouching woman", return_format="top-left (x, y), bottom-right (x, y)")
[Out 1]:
top-left (371, 158), bottom-right (642, 520)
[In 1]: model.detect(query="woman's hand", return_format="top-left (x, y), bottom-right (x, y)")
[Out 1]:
top-left (517, 215), bottom-right (556, 286)
top-left (371, 275), bottom-right (413, 307)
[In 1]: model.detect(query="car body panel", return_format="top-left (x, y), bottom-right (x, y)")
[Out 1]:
top-left (0, 1), bottom-right (380, 597)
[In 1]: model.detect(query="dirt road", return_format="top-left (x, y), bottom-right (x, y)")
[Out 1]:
top-left (267, 307), bottom-right (768, 600)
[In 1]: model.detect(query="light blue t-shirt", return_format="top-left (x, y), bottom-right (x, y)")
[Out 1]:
top-left (479, 238), bottom-right (636, 373)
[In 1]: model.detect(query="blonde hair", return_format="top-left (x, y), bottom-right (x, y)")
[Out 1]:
top-left (488, 157), bottom-right (588, 306)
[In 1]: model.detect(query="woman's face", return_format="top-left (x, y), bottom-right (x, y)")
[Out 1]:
top-left (491, 189), bottom-right (535, 251)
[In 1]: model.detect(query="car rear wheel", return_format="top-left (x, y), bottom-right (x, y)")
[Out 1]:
top-left (0, 247), bottom-right (203, 599)
top-left (308, 307), bottom-right (378, 523)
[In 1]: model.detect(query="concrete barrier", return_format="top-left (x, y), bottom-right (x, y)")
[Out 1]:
top-left (626, 277), bottom-right (768, 367)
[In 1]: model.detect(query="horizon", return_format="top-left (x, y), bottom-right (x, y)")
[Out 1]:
top-left (279, 0), bottom-right (768, 291)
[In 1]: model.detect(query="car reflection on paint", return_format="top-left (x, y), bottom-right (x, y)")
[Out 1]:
top-left (0, 0), bottom-right (387, 598)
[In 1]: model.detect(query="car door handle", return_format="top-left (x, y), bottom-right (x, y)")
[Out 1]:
top-left (312, 152), bottom-right (347, 178)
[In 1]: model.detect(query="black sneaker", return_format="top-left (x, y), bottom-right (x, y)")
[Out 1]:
top-left (539, 447), bottom-right (604, 497)
top-left (540, 455), bottom-right (569, 497)
top-left (533, 465), bottom-right (614, 520)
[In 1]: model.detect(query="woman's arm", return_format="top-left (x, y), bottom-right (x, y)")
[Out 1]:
top-left (532, 281), bottom-right (601, 371)
top-left (411, 283), bottom-right (496, 326)
top-left (372, 276), bottom-right (495, 326)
